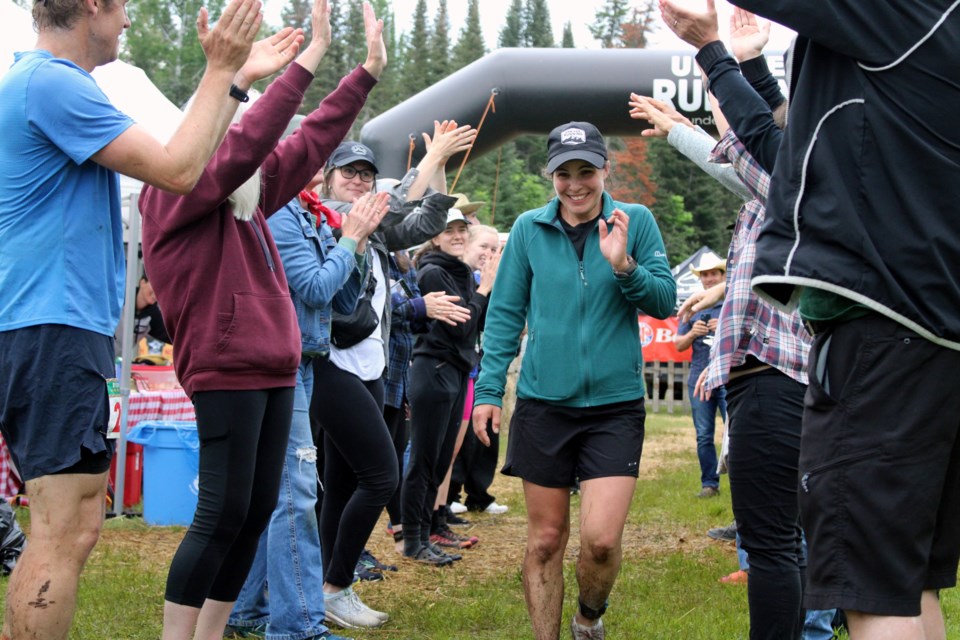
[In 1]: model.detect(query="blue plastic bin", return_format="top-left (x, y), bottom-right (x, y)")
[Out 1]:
top-left (127, 421), bottom-right (199, 526)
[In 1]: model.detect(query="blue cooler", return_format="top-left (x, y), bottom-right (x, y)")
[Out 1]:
top-left (127, 421), bottom-right (199, 526)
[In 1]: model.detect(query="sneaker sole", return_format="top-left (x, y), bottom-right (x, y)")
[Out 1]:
top-left (324, 610), bottom-right (387, 630)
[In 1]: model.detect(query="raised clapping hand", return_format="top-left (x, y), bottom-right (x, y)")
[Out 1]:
top-left (362, 2), bottom-right (387, 79)
top-left (422, 120), bottom-right (479, 163)
top-left (598, 209), bottom-right (630, 272)
top-left (472, 404), bottom-right (500, 447)
top-left (197, 0), bottom-right (264, 75)
top-left (628, 94), bottom-right (695, 137)
top-left (423, 291), bottom-right (471, 326)
top-left (291, 0), bottom-right (332, 75)
top-left (340, 192), bottom-right (391, 253)
top-left (659, 0), bottom-right (720, 50)
top-left (235, 28), bottom-right (305, 88)
top-left (729, 6), bottom-right (770, 62)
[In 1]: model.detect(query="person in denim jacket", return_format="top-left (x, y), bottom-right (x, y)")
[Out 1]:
top-left (227, 172), bottom-right (388, 640)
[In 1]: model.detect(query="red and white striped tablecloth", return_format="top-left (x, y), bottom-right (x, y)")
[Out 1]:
top-left (0, 389), bottom-right (196, 498)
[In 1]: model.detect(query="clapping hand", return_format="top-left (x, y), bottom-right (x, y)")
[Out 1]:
top-left (598, 209), bottom-right (630, 272)
top-left (362, 2), bottom-right (387, 79)
top-left (341, 192), bottom-right (391, 252)
top-left (197, 0), bottom-right (263, 76)
top-left (628, 94), bottom-right (694, 137)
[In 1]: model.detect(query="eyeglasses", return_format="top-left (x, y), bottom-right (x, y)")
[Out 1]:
top-left (338, 165), bottom-right (376, 183)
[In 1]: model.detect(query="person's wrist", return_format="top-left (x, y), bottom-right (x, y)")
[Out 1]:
top-left (232, 70), bottom-right (252, 92)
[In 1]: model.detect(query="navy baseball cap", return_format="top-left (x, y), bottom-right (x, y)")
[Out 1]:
top-left (328, 141), bottom-right (379, 174)
top-left (545, 121), bottom-right (608, 173)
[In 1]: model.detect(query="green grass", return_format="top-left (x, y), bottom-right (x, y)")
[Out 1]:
top-left (2, 412), bottom-right (958, 638)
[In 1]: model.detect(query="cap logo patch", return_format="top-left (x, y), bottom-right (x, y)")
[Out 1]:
top-left (560, 128), bottom-right (586, 145)
top-left (351, 144), bottom-right (368, 155)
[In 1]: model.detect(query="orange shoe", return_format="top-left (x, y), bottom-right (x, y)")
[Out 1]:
top-left (719, 569), bottom-right (748, 585)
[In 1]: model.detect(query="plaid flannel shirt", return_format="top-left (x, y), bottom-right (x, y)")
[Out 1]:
top-left (383, 252), bottom-right (427, 408)
top-left (701, 130), bottom-right (811, 393)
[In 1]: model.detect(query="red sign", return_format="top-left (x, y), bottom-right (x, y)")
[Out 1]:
top-left (638, 315), bottom-right (691, 363)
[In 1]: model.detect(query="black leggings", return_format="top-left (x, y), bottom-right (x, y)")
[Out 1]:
top-left (383, 401), bottom-right (409, 526)
top-left (312, 358), bottom-right (398, 587)
top-left (402, 356), bottom-right (468, 547)
top-left (164, 387), bottom-right (293, 608)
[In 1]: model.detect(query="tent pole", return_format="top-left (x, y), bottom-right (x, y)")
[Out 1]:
top-left (114, 194), bottom-right (141, 517)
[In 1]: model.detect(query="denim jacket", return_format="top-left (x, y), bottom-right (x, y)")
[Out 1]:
top-left (268, 199), bottom-right (365, 357)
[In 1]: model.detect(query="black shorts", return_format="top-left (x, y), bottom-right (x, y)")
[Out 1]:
top-left (0, 325), bottom-right (115, 481)
top-left (801, 313), bottom-right (960, 616)
top-left (502, 397), bottom-right (645, 488)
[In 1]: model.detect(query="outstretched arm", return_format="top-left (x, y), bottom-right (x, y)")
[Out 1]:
top-left (93, 0), bottom-right (303, 194)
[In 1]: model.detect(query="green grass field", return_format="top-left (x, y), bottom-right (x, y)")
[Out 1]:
top-left (2, 412), bottom-right (958, 638)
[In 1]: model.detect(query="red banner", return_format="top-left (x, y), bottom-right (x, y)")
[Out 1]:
top-left (638, 315), bottom-right (691, 363)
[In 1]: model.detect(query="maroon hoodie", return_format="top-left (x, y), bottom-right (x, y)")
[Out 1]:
top-left (140, 63), bottom-right (376, 397)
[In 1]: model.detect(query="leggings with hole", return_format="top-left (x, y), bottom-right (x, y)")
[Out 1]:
top-left (164, 387), bottom-right (294, 608)
top-left (312, 357), bottom-right (398, 587)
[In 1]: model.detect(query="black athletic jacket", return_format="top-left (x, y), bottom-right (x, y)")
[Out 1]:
top-left (738, 1), bottom-right (960, 348)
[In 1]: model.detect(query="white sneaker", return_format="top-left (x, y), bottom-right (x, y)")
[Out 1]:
top-left (324, 586), bottom-right (388, 628)
top-left (571, 617), bottom-right (605, 639)
top-left (449, 501), bottom-right (468, 514)
top-left (484, 502), bottom-right (509, 514)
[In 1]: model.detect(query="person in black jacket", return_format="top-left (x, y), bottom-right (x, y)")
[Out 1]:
top-left (401, 209), bottom-right (499, 564)
top-left (667, 0), bottom-right (960, 638)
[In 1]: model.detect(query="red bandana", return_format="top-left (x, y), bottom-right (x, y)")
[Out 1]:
top-left (299, 190), bottom-right (342, 229)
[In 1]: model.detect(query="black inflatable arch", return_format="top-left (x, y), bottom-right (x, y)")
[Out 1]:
top-left (360, 47), bottom-right (752, 179)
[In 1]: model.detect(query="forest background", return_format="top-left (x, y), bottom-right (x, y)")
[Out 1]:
top-left (17, 0), bottom-right (749, 262)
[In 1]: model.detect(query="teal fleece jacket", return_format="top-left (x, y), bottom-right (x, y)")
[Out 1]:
top-left (474, 192), bottom-right (675, 409)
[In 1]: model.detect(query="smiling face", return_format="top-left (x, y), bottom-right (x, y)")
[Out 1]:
top-left (91, 0), bottom-right (130, 66)
top-left (327, 161), bottom-right (376, 202)
top-left (552, 159), bottom-right (609, 225)
top-left (463, 229), bottom-right (499, 271)
top-left (432, 221), bottom-right (470, 258)
top-left (698, 268), bottom-right (725, 288)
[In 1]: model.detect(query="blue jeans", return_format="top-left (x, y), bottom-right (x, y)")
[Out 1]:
top-left (229, 358), bottom-right (329, 640)
top-left (689, 383), bottom-right (727, 488)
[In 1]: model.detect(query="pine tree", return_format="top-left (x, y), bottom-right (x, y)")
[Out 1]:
top-left (452, 0), bottom-right (486, 69)
top-left (498, 0), bottom-right (524, 48)
top-left (429, 0), bottom-right (452, 83)
top-left (589, 0), bottom-right (630, 48)
top-left (124, 0), bottom-right (227, 106)
top-left (522, 0), bottom-right (554, 47)
top-left (561, 22), bottom-right (575, 48)
top-left (621, 1), bottom-right (659, 49)
top-left (401, 0), bottom-right (433, 95)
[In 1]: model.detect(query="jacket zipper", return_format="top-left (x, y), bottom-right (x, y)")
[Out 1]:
top-left (800, 448), bottom-right (877, 493)
top-left (250, 219), bottom-right (276, 272)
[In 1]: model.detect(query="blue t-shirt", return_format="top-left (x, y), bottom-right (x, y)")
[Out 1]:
top-left (0, 50), bottom-right (134, 335)
top-left (678, 300), bottom-right (725, 385)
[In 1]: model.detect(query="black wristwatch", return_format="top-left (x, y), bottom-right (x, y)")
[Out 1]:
top-left (613, 255), bottom-right (638, 279)
top-left (229, 84), bottom-right (250, 103)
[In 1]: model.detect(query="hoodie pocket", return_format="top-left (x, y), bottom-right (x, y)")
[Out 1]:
top-left (216, 292), bottom-right (299, 371)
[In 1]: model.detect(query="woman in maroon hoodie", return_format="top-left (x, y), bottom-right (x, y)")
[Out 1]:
top-left (139, 2), bottom-right (388, 637)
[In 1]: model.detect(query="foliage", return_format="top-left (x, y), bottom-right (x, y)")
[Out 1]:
top-left (561, 21), bottom-right (575, 48)
top-left (123, 0), bottom-right (226, 106)
top-left (451, 0), bottom-right (486, 69)
top-left (647, 138), bottom-right (741, 260)
top-left (589, 0), bottom-right (630, 49)
top-left (521, 0), bottom-right (554, 48)
top-left (498, 0), bottom-right (524, 48)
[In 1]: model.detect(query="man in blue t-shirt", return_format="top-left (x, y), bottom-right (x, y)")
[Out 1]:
top-left (0, 0), bottom-right (306, 636)
top-left (675, 251), bottom-right (727, 498)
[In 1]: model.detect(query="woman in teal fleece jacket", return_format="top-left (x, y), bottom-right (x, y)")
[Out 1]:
top-left (472, 122), bottom-right (675, 640)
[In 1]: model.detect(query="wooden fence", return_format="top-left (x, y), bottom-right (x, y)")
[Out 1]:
top-left (644, 361), bottom-right (691, 414)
